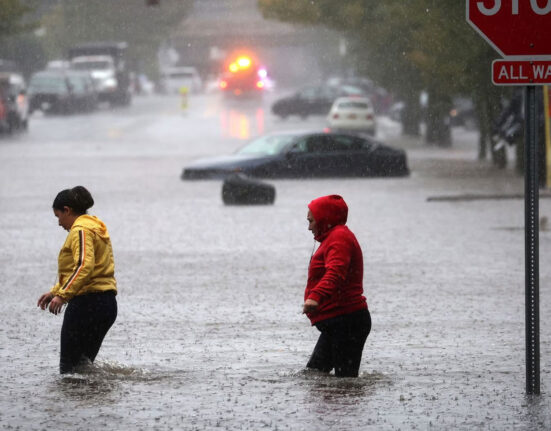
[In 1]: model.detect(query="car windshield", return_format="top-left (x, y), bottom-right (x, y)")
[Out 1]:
top-left (29, 76), bottom-right (66, 91)
top-left (166, 72), bottom-right (194, 78)
top-left (0, 82), bottom-right (11, 95)
top-left (337, 101), bottom-right (370, 109)
top-left (237, 134), bottom-right (296, 156)
top-left (72, 61), bottom-right (112, 70)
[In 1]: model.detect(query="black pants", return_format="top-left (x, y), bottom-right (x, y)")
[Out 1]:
top-left (307, 309), bottom-right (371, 377)
top-left (60, 291), bottom-right (117, 374)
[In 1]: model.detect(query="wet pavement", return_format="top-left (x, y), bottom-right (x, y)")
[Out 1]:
top-left (0, 92), bottom-right (550, 430)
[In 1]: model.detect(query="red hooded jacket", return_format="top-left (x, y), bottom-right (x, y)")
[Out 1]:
top-left (304, 195), bottom-right (367, 325)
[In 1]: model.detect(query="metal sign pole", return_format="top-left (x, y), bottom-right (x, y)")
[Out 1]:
top-left (524, 85), bottom-right (540, 395)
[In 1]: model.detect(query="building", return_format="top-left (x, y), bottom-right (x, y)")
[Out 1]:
top-left (164, 0), bottom-right (342, 86)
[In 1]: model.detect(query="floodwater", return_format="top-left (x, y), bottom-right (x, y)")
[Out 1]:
top-left (1, 92), bottom-right (550, 430)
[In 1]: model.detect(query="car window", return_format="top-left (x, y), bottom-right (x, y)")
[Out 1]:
top-left (237, 134), bottom-right (297, 156)
top-left (298, 87), bottom-right (317, 99)
top-left (67, 75), bottom-right (86, 92)
top-left (0, 82), bottom-right (12, 98)
top-left (30, 75), bottom-right (67, 92)
top-left (307, 135), bottom-right (367, 153)
top-left (287, 138), bottom-right (308, 153)
top-left (337, 101), bottom-right (371, 110)
top-left (72, 60), bottom-right (112, 70)
top-left (307, 135), bottom-right (348, 153)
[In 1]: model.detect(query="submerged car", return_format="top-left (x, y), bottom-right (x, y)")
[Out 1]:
top-left (181, 131), bottom-right (409, 180)
top-left (327, 96), bottom-right (376, 136)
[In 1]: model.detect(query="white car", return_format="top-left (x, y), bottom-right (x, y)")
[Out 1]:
top-left (160, 67), bottom-right (203, 94)
top-left (326, 96), bottom-right (376, 136)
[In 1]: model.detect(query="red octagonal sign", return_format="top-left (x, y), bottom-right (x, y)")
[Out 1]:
top-left (467, 0), bottom-right (551, 58)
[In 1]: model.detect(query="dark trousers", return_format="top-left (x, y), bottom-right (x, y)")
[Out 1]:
top-left (60, 291), bottom-right (117, 374)
top-left (307, 309), bottom-right (371, 377)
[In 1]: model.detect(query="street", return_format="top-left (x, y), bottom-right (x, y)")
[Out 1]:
top-left (0, 90), bottom-right (550, 430)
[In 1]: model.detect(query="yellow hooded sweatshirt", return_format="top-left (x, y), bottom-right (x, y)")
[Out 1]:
top-left (50, 214), bottom-right (117, 301)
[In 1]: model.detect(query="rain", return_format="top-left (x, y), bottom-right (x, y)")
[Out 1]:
top-left (1, 0), bottom-right (550, 429)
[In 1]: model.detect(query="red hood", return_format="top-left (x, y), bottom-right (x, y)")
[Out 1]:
top-left (308, 195), bottom-right (348, 241)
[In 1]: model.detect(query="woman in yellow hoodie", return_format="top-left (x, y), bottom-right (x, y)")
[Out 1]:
top-left (37, 186), bottom-right (117, 374)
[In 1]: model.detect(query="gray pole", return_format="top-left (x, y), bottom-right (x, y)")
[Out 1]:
top-left (524, 85), bottom-right (540, 395)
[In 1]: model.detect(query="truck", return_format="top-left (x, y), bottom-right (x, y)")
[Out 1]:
top-left (218, 54), bottom-right (267, 98)
top-left (68, 42), bottom-right (132, 106)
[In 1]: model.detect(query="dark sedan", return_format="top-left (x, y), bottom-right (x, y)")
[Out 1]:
top-left (28, 70), bottom-right (97, 114)
top-left (271, 85), bottom-right (365, 119)
top-left (181, 131), bottom-right (409, 180)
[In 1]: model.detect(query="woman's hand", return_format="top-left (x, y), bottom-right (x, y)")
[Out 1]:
top-left (48, 296), bottom-right (65, 315)
top-left (37, 292), bottom-right (54, 310)
top-left (303, 298), bottom-right (319, 314)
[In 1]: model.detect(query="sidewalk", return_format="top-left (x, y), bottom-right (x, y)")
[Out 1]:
top-left (382, 118), bottom-right (551, 200)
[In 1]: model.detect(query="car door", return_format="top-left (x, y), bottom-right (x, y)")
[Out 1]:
top-left (296, 86), bottom-right (322, 117)
top-left (313, 134), bottom-right (358, 176)
top-left (295, 134), bottom-right (375, 177)
top-left (286, 134), bottom-right (345, 177)
top-left (325, 134), bottom-right (376, 176)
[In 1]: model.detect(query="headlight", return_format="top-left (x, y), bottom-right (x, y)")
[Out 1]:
top-left (104, 78), bottom-right (117, 89)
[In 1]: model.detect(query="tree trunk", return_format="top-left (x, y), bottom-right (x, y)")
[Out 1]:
top-left (425, 90), bottom-right (452, 147)
top-left (401, 91), bottom-right (421, 137)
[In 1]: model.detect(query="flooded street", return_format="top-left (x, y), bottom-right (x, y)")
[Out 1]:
top-left (1, 91), bottom-right (550, 430)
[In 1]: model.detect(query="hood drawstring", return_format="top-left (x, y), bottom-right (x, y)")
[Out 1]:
top-left (309, 239), bottom-right (317, 263)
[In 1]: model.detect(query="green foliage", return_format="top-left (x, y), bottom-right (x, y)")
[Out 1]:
top-left (259, 0), bottom-right (506, 146)
top-left (0, 0), bottom-right (33, 40)
top-left (40, 0), bottom-right (192, 76)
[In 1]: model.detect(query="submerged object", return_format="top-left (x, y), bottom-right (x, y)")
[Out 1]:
top-left (221, 174), bottom-right (275, 205)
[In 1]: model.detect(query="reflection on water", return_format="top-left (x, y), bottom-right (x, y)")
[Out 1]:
top-left (220, 107), bottom-right (265, 140)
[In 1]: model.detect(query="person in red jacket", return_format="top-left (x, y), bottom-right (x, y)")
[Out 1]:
top-left (303, 194), bottom-right (371, 377)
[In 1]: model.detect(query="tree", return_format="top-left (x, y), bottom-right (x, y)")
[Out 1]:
top-left (40, 0), bottom-right (192, 78)
top-left (0, 0), bottom-right (33, 41)
top-left (259, 0), bottom-right (508, 153)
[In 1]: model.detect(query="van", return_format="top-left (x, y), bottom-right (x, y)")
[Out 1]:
top-left (161, 67), bottom-right (202, 94)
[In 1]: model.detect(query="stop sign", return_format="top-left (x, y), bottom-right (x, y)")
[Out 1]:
top-left (467, 0), bottom-right (551, 57)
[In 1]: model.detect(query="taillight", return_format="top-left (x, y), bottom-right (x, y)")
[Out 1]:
top-left (219, 80), bottom-right (228, 89)
top-left (333, 113), bottom-right (339, 119)
top-left (366, 114), bottom-right (373, 120)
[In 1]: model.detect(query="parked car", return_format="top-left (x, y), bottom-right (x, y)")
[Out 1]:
top-left (160, 67), bottom-right (203, 94)
top-left (65, 70), bottom-right (98, 111)
top-left (181, 131), bottom-right (409, 180)
top-left (29, 71), bottom-right (74, 114)
top-left (449, 97), bottom-right (477, 129)
top-left (326, 96), bottom-right (376, 136)
top-left (271, 84), bottom-right (364, 119)
top-left (0, 72), bottom-right (29, 133)
top-left (29, 70), bottom-right (97, 114)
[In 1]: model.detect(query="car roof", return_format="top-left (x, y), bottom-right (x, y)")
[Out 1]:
top-left (333, 96), bottom-right (372, 104)
top-left (0, 72), bottom-right (24, 83)
top-left (260, 130), bottom-right (326, 138)
top-left (31, 70), bottom-right (71, 80)
top-left (71, 55), bottom-right (114, 62)
top-left (253, 130), bottom-right (374, 142)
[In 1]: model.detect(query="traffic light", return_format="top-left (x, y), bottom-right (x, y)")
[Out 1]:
top-left (146, 0), bottom-right (160, 6)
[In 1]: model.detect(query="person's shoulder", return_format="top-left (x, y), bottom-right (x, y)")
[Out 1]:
top-left (327, 225), bottom-right (356, 242)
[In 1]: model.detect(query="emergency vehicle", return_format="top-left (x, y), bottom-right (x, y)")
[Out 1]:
top-left (218, 54), bottom-right (267, 97)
